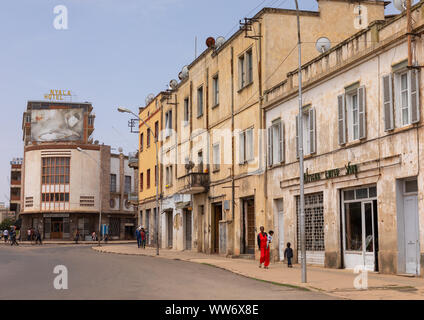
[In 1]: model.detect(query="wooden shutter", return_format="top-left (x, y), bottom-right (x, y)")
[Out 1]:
top-left (268, 127), bottom-right (273, 166)
top-left (358, 86), bottom-right (367, 139)
top-left (338, 94), bottom-right (346, 145)
top-left (279, 121), bottom-right (284, 162)
top-left (309, 108), bottom-right (316, 154)
top-left (246, 128), bottom-right (253, 161)
top-left (239, 131), bottom-right (245, 164)
top-left (409, 69), bottom-right (420, 124)
top-left (382, 74), bottom-right (394, 131)
top-left (296, 115), bottom-right (299, 159)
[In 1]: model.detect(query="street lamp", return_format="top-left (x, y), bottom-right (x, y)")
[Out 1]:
top-left (118, 106), bottom-right (160, 256)
top-left (77, 147), bottom-right (102, 247)
top-left (294, 0), bottom-right (307, 283)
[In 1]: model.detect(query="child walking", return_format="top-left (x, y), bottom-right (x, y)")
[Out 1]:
top-left (284, 242), bottom-right (293, 268)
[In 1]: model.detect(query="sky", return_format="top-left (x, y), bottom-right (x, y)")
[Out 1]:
top-left (0, 0), bottom-right (403, 204)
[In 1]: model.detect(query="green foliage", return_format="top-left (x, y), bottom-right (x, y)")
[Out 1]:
top-left (0, 218), bottom-right (15, 231)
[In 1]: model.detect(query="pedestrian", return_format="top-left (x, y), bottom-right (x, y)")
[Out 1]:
top-left (284, 242), bottom-right (293, 268)
top-left (92, 231), bottom-right (97, 241)
top-left (27, 228), bottom-right (31, 242)
top-left (257, 226), bottom-right (269, 269)
top-left (10, 227), bottom-right (18, 246)
top-left (136, 227), bottom-right (141, 248)
top-left (267, 230), bottom-right (274, 264)
top-left (3, 229), bottom-right (9, 243)
top-left (74, 229), bottom-right (80, 244)
top-left (140, 228), bottom-right (146, 249)
top-left (35, 228), bottom-right (42, 245)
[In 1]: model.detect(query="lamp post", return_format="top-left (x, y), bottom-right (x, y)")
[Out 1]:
top-left (77, 147), bottom-right (102, 247)
top-left (294, 0), bottom-right (307, 283)
top-left (118, 107), bottom-right (160, 256)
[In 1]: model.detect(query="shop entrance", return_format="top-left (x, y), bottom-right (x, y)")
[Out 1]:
top-left (167, 210), bottom-right (173, 248)
top-left (212, 203), bottom-right (222, 253)
top-left (342, 186), bottom-right (378, 271)
top-left (184, 209), bottom-right (192, 250)
top-left (51, 218), bottom-right (63, 239)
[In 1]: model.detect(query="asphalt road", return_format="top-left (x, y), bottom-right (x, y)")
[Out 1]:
top-left (0, 244), bottom-right (333, 300)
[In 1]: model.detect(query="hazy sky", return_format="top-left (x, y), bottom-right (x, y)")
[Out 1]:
top-left (0, 0), bottom-right (402, 204)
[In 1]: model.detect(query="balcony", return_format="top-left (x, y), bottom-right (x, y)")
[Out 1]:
top-left (178, 172), bottom-right (209, 194)
top-left (10, 179), bottom-right (21, 186)
top-left (128, 152), bottom-right (138, 169)
top-left (128, 192), bottom-right (138, 204)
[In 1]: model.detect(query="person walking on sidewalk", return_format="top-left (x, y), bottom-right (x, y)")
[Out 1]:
top-left (267, 230), bottom-right (274, 266)
top-left (284, 242), bottom-right (293, 268)
top-left (3, 229), bottom-right (9, 243)
top-left (136, 227), bottom-right (141, 248)
top-left (35, 228), bottom-right (42, 245)
top-left (257, 226), bottom-right (269, 269)
top-left (10, 227), bottom-right (18, 246)
top-left (140, 228), bottom-right (146, 249)
top-left (74, 229), bottom-right (80, 244)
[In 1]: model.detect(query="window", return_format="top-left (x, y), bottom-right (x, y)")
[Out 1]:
top-left (165, 110), bottom-right (172, 137)
top-left (213, 75), bottom-right (219, 107)
top-left (239, 49), bottom-right (253, 90)
top-left (296, 108), bottom-right (316, 157)
top-left (140, 133), bottom-right (144, 152)
top-left (147, 128), bottom-right (151, 147)
top-left (166, 165), bottom-right (173, 186)
top-left (140, 172), bottom-right (143, 192)
top-left (382, 69), bottom-right (420, 131)
top-left (110, 174), bottom-right (117, 193)
top-left (239, 128), bottom-right (254, 164)
top-left (197, 86), bottom-right (203, 117)
top-left (41, 157), bottom-right (70, 211)
top-left (155, 165), bottom-right (158, 186)
top-left (184, 98), bottom-right (189, 123)
top-left (213, 143), bottom-right (220, 171)
top-left (338, 86), bottom-right (366, 144)
top-left (155, 121), bottom-right (159, 140)
top-left (268, 119), bottom-right (284, 166)
top-left (124, 176), bottom-right (131, 194)
top-left (147, 169), bottom-right (151, 189)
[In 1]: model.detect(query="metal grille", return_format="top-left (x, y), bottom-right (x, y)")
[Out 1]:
top-left (110, 218), bottom-right (120, 237)
top-left (296, 192), bottom-right (325, 251)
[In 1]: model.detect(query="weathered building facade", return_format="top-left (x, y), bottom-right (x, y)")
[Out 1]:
top-left (264, 1), bottom-right (424, 275)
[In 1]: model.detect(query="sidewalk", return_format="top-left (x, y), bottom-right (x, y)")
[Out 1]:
top-left (93, 244), bottom-right (424, 300)
top-left (1, 240), bottom-right (136, 245)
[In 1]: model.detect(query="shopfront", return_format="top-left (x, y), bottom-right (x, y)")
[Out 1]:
top-left (341, 185), bottom-right (378, 271)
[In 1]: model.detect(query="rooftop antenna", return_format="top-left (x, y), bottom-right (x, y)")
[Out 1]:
top-left (195, 36), bottom-right (197, 59)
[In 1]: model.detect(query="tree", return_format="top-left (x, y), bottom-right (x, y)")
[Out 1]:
top-left (0, 218), bottom-right (15, 231)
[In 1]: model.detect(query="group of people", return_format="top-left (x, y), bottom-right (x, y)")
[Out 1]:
top-left (26, 227), bottom-right (42, 245)
top-left (135, 226), bottom-right (146, 249)
top-left (2, 226), bottom-right (20, 246)
top-left (257, 226), bottom-right (293, 269)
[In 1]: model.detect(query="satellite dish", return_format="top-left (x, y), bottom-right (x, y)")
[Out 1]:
top-left (185, 161), bottom-right (195, 171)
top-left (94, 140), bottom-right (99, 145)
top-left (118, 147), bottom-right (123, 153)
top-left (315, 37), bottom-right (331, 53)
top-left (206, 37), bottom-right (215, 48)
top-left (169, 79), bottom-right (178, 90)
top-left (215, 36), bottom-right (226, 49)
top-left (145, 93), bottom-right (155, 106)
top-left (393, 0), bottom-right (406, 11)
top-left (181, 65), bottom-right (189, 79)
top-left (178, 71), bottom-right (183, 80)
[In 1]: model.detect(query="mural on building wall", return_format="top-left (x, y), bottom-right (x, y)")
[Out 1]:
top-left (31, 108), bottom-right (84, 142)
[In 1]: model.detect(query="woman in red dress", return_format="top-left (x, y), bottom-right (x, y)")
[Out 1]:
top-left (257, 226), bottom-right (270, 268)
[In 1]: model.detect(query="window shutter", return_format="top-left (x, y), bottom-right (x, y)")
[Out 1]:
top-left (268, 127), bottom-right (273, 166)
top-left (309, 108), bottom-right (316, 154)
top-left (246, 128), bottom-right (254, 161)
top-left (279, 121), bottom-right (284, 163)
top-left (358, 86), bottom-right (367, 139)
top-left (239, 132), bottom-right (245, 164)
top-left (409, 69), bottom-right (420, 124)
top-left (382, 74), bottom-right (394, 131)
top-left (338, 94), bottom-right (346, 145)
top-left (296, 115), bottom-right (299, 159)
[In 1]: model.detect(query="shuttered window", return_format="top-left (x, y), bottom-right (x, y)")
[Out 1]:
top-left (239, 128), bottom-right (254, 164)
top-left (343, 85), bottom-right (366, 143)
top-left (295, 108), bottom-right (316, 157)
top-left (338, 94), bottom-right (347, 144)
top-left (268, 120), bottom-right (284, 166)
top-left (382, 74), bottom-right (394, 131)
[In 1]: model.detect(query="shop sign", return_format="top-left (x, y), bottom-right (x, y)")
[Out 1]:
top-left (304, 162), bottom-right (358, 183)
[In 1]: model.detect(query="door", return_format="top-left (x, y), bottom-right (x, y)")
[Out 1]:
top-left (51, 218), bottom-right (63, 239)
top-left (278, 209), bottom-right (284, 261)
top-left (185, 210), bottom-right (192, 250)
top-left (167, 211), bottom-right (173, 248)
top-left (213, 204), bottom-right (222, 253)
top-left (242, 199), bottom-right (255, 254)
top-left (404, 195), bottom-right (419, 274)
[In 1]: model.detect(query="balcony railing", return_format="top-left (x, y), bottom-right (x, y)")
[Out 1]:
top-left (128, 152), bottom-right (138, 168)
top-left (178, 172), bottom-right (209, 194)
top-left (128, 192), bottom-right (138, 204)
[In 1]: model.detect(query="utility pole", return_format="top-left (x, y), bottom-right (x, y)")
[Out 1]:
top-left (294, 0), bottom-right (307, 283)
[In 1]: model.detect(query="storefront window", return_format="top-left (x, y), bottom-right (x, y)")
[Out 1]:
top-left (345, 202), bottom-right (362, 251)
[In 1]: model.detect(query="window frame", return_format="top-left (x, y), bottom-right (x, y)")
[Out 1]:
top-left (212, 74), bottom-right (219, 107)
top-left (197, 85), bottom-right (204, 118)
top-left (212, 143), bottom-right (220, 172)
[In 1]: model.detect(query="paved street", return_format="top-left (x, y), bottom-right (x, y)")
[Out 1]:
top-left (0, 245), bottom-right (332, 300)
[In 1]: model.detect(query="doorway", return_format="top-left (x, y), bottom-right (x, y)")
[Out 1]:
top-left (342, 186), bottom-right (378, 271)
top-left (51, 218), bottom-right (63, 239)
top-left (397, 178), bottom-right (420, 275)
top-left (167, 211), bottom-right (173, 248)
top-left (275, 199), bottom-right (284, 261)
top-left (212, 203), bottom-right (222, 253)
top-left (184, 209), bottom-right (192, 250)
top-left (242, 198), bottom-right (255, 254)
